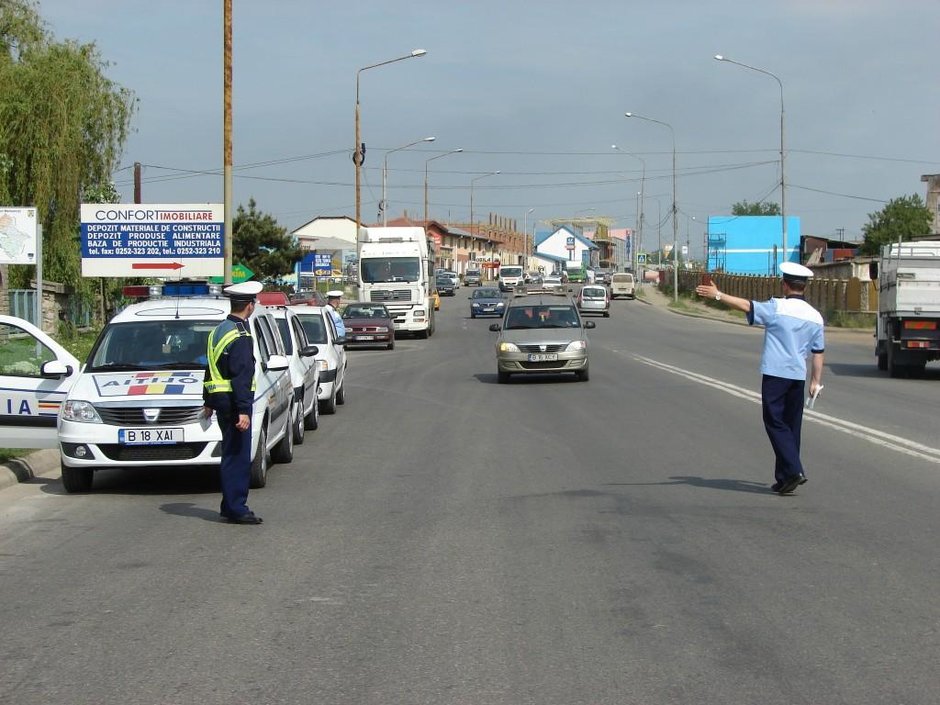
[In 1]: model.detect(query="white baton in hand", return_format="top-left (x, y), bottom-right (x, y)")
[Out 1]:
top-left (805, 385), bottom-right (824, 409)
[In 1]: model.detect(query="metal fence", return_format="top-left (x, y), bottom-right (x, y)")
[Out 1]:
top-left (9, 289), bottom-right (94, 328)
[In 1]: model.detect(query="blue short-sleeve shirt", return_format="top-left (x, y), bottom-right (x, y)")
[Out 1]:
top-left (748, 296), bottom-right (825, 380)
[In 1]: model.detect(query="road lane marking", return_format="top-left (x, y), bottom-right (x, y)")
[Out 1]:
top-left (631, 354), bottom-right (940, 465)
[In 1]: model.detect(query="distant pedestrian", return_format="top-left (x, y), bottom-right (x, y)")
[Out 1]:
top-left (203, 280), bottom-right (264, 524)
top-left (326, 290), bottom-right (346, 337)
top-left (695, 262), bottom-right (825, 494)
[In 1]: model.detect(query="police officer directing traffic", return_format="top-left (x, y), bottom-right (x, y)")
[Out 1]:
top-left (203, 280), bottom-right (264, 524)
top-left (326, 289), bottom-right (346, 337)
top-left (695, 262), bottom-right (825, 495)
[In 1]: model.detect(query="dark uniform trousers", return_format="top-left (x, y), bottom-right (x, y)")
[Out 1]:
top-left (761, 375), bottom-right (806, 483)
top-left (219, 413), bottom-right (252, 518)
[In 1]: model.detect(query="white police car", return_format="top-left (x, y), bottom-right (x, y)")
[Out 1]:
top-left (287, 304), bottom-right (347, 414)
top-left (0, 315), bottom-right (81, 450)
top-left (48, 282), bottom-right (295, 493)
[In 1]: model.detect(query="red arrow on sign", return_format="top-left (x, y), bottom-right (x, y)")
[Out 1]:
top-left (131, 262), bottom-right (184, 270)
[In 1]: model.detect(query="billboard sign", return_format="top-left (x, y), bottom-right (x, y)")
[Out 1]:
top-left (80, 204), bottom-right (224, 277)
top-left (0, 208), bottom-right (38, 265)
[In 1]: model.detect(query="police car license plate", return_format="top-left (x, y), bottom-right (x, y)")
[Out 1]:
top-left (527, 353), bottom-right (558, 362)
top-left (119, 427), bottom-right (184, 445)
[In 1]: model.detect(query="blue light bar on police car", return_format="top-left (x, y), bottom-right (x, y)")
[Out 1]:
top-left (162, 282), bottom-right (211, 297)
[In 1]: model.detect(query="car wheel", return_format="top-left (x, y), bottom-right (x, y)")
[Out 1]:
top-left (576, 366), bottom-right (590, 382)
top-left (470, 312), bottom-right (476, 319)
top-left (387, 338), bottom-right (395, 350)
top-left (336, 383), bottom-right (346, 406)
top-left (249, 424), bottom-right (269, 488)
top-left (61, 463), bottom-right (93, 493)
top-left (272, 404), bottom-right (295, 464)
top-left (320, 385), bottom-right (337, 414)
top-left (498, 370), bottom-right (511, 384)
top-left (292, 396), bottom-right (306, 445)
top-left (304, 391), bottom-right (320, 430)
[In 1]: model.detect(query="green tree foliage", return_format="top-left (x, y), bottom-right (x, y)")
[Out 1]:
top-left (0, 0), bottom-right (135, 297)
top-left (731, 200), bottom-right (781, 216)
top-left (860, 194), bottom-right (932, 255)
top-left (233, 198), bottom-right (304, 283)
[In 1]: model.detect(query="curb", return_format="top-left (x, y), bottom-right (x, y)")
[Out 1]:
top-left (0, 449), bottom-right (61, 492)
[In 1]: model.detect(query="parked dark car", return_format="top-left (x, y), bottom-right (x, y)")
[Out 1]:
top-left (341, 302), bottom-right (396, 350)
top-left (435, 274), bottom-right (456, 296)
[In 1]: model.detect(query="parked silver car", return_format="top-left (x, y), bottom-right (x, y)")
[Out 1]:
top-left (489, 295), bottom-right (595, 383)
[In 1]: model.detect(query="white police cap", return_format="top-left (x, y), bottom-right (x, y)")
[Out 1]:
top-left (223, 280), bottom-right (263, 302)
top-left (326, 289), bottom-right (343, 298)
top-left (779, 262), bottom-right (814, 281)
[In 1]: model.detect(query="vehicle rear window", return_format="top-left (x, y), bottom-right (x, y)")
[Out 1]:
top-left (298, 314), bottom-right (327, 344)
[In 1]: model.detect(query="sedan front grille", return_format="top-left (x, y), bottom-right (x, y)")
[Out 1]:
top-left (97, 406), bottom-right (205, 426)
top-left (517, 344), bottom-right (567, 353)
top-left (98, 442), bottom-right (209, 461)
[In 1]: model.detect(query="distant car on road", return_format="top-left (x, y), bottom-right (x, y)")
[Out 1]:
top-left (489, 295), bottom-right (595, 383)
top-left (435, 274), bottom-right (456, 296)
top-left (438, 270), bottom-right (460, 289)
top-left (542, 275), bottom-right (566, 296)
top-left (469, 287), bottom-right (505, 318)
top-left (341, 302), bottom-right (396, 350)
top-left (464, 270), bottom-right (482, 286)
top-left (576, 284), bottom-right (610, 317)
top-left (610, 272), bottom-right (636, 299)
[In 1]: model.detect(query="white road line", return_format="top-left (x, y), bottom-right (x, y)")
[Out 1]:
top-left (631, 354), bottom-right (940, 465)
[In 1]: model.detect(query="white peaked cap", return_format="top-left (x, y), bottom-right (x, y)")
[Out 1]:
top-left (779, 262), bottom-right (814, 280)
top-left (223, 280), bottom-right (263, 301)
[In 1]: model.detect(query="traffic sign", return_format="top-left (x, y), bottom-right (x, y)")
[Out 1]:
top-left (209, 263), bottom-right (254, 285)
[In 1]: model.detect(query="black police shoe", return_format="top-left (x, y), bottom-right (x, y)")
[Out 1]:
top-left (224, 512), bottom-right (263, 525)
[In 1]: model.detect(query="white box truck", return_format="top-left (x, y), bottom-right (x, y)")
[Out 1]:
top-left (875, 240), bottom-right (940, 377)
top-left (357, 226), bottom-right (435, 338)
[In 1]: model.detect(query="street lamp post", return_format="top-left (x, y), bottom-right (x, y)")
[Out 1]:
top-left (424, 148), bottom-right (463, 225)
top-left (714, 54), bottom-right (787, 263)
top-left (355, 49), bottom-right (426, 229)
top-left (611, 144), bottom-right (645, 274)
top-left (626, 112), bottom-right (678, 302)
top-left (382, 136), bottom-right (435, 226)
top-left (524, 208), bottom-right (534, 269)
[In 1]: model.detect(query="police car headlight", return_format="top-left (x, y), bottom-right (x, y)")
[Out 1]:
top-left (61, 400), bottom-right (102, 423)
top-left (498, 342), bottom-right (520, 353)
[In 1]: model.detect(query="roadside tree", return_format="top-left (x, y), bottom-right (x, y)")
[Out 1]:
top-left (233, 198), bottom-right (304, 284)
top-left (860, 195), bottom-right (932, 255)
top-left (731, 200), bottom-right (780, 216)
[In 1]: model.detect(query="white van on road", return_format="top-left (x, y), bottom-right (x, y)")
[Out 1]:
top-left (610, 272), bottom-right (637, 299)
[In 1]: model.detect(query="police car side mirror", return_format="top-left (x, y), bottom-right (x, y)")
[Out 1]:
top-left (301, 344), bottom-right (319, 357)
top-left (335, 337), bottom-right (347, 347)
top-left (263, 354), bottom-right (289, 372)
top-left (41, 360), bottom-right (72, 379)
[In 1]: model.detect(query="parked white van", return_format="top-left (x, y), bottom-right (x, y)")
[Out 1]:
top-left (610, 272), bottom-right (636, 299)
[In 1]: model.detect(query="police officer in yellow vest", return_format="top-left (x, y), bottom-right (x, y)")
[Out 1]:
top-left (203, 280), bottom-right (263, 524)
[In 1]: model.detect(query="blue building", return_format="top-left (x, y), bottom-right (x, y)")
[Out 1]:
top-left (706, 215), bottom-right (800, 275)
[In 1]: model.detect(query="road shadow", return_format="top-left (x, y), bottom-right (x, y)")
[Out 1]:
top-left (604, 476), bottom-right (777, 496)
top-left (827, 361), bottom-right (940, 381)
top-left (160, 502), bottom-right (224, 523)
top-left (474, 372), bottom-right (582, 385)
top-left (40, 466), bottom-right (220, 497)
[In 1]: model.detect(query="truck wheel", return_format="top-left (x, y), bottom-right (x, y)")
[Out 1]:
top-left (249, 425), bottom-right (269, 488)
top-left (887, 345), bottom-right (906, 378)
top-left (877, 352), bottom-right (888, 371)
top-left (61, 463), bottom-right (93, 493)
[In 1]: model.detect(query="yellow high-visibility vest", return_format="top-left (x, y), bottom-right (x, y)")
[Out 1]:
top-left (204, 319), bottom-right (256, 394)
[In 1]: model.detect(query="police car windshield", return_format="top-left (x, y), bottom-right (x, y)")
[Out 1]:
top-left (88, 321), bottom-right (217, 371)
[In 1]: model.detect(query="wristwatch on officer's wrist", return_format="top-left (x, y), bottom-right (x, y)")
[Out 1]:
top-left (714, 291), bottom-right (722, 301)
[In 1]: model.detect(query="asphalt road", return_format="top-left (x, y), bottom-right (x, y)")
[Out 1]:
top-left (1, 288), bottom-right (938, 705)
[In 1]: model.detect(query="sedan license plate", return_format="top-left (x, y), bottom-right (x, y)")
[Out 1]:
top-left (355, 335), bottom-right (375, 341)
top-left (119, 427), bottom-right (184, 445)
top-left (527, 353), bottom-right (558, 362)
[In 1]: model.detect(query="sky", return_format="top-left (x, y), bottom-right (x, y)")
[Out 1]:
top-left (36, 0), bottom-right (940, 256)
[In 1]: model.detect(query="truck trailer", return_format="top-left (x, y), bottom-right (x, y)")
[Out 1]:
top-left (875, 240), bottom-right (940, 377)
top-left (357, 226), bottom-right (435, 338)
